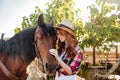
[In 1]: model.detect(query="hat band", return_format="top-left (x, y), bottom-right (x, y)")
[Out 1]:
top-left (56, 27), bottom-right (76, 37)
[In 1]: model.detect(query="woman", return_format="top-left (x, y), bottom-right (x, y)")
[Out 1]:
top-left (49, 19), bottom-right (84, 80)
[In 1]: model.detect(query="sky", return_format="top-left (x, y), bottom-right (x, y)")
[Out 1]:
top-left (0, 0), bottom-right (95, 38)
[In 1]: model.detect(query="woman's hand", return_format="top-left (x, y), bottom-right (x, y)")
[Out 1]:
top-left (49, 49), bottom-right (72, 75)
top-left (49, 49), bottom-right (59, 59)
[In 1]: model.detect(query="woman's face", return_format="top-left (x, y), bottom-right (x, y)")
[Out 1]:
top-left (57, 30), bottom-right (66, 42)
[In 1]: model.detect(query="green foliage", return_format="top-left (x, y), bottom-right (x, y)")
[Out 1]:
top-left (81, 62), bottom-right (90, 70)
top-left (82, 0), bottom-right (120, 65)
top-left (21, 6), bottom-right (43, 30)
top-left (99, 0), bottom-right (120, 10)
top-left (14, 0), bottom-right (120, 50)
top-left (44, 0), bottom-right (84, 47)
top-left (45, 0), bottom-right (75, 25)
top-left (82, 0), bottom-right (120, 49)
top-left (14, 27), bottom-right (21, 34)
top-left (14, 0), bottom-right (84, 47)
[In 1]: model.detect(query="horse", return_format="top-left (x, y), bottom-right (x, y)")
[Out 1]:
top-left (0, 14), bottom-right (57, 80)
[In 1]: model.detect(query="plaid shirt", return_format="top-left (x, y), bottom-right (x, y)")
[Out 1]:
top-left (56, 45), bottom-right (83, 75)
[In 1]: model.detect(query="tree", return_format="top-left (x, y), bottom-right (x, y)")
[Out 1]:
top-left (15, 0), bottom-right (85, 44)
top-left (45, 0), bottom-right (77, 24)
top-left (101, 0), bottom-right (120, 10)
top-left (82, 0), bottom-right (120, 65)
top-left (20, 6), bottom-right (43, 30)
top-left (45, 0), bottom-right (84, 47)
top-left (14, 0), bottom-right (120, 65)
top-left (13, 1), bottom-right (85, 79)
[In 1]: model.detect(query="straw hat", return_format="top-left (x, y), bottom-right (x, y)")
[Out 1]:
top-left (56, 19), bottom-right (76, 37)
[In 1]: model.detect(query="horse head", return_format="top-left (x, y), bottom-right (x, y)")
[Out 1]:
top-left (35, 14), bottom-right (57, 74)
top-left (0, 14), bottom-right (57, 80)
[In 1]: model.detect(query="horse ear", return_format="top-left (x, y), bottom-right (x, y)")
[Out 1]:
top-left (38, 14), bottom-right (44, 26)
top-left (50, 19), bottom-right (54, 26)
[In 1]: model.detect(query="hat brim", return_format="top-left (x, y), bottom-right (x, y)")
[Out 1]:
top-left (55, 27), bottom-right (76, 37)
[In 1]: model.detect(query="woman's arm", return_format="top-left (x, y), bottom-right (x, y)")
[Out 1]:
top-left (69, 51), bottom-right (83, 74)
top-left (49, 49), bottom-right (72, 75)
top-left (49, 49), bottom-right (83, 75)
top-left (56, 57), bottom-right (72, 75)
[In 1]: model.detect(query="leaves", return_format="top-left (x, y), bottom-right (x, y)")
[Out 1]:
top-left (45, 0), bottom-right (84, 48)
top-left (14, 27), bottom-right (21, 34)
top-left (21, 6), bottom-right (43, 30)
top-left (14, 0), bottom-right (120, 48)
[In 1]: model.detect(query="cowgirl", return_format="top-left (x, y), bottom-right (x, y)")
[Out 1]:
top-left (49, 19), bottom-right (84, 80)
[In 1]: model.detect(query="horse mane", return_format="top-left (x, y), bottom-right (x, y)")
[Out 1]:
top-left (40, 23), bottom-right (56, 37)
top-left (0, 27), bottom-right (36, 63)
top-left (0, 39), bottom-right (6, 52)
top-left (0, 24), bottom-right (56, 63)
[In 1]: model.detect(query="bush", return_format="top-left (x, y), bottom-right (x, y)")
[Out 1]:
top-left (81, 62), bottom-right (91, 70)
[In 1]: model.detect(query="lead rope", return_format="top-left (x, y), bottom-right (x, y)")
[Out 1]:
top-left (31, 61), bottom-right (47, 79)
top-left (34, 26), bottom-right (58, 80)
top-left (34, 36), bottom-right (50, 80)
top-left (34, 42), bottom-right (49, 80)
top-left (34, 41), bottom-right (43, 64)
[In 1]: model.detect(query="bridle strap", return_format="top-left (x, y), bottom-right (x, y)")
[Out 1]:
top-left (34, 26), bottom-right (43, 64)
top-left (34, 42), bottom-right (43, 64)
top-left (34, 26), bottom-right (50, 80)
top-left (0, 60), bottom-right (19, 80)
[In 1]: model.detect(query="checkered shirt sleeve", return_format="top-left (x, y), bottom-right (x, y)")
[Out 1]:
top-left (59, 48), bottom-right (83, 75)
top-left (70, 49), bottom-right (83, 74)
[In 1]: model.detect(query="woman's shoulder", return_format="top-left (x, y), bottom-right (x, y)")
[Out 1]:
top-left (75, 45), bottom-right (82, 54)
top-left (74, 45), bottom-right (83, 60)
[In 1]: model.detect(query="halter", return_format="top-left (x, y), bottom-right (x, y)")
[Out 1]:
top-left (34, 26), bottom-right (43, 63)
top-left (0, 26), bottom-right (47, 80)
top-left (0, 26), bottom-right (57, 80)
top-left (34, 26), bottom-right (55, 80)
top-left (34, 26), bottom-right (58, 80)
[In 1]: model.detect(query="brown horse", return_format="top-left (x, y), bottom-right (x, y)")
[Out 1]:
top-left (0, 14), bottom-right (57, 80)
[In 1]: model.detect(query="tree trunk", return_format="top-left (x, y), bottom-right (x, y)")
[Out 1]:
top-left (93, 46), bottom-right (96, 65)
top-left (115, 45), bottom-right (118, 62)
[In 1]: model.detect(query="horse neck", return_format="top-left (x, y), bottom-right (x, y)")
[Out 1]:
top-left (1, 27), bottom-right (36, 64)
top-left (0, 39), bottom-right (6, 53)
top-left (0, 27), bottom-right (37, 79)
